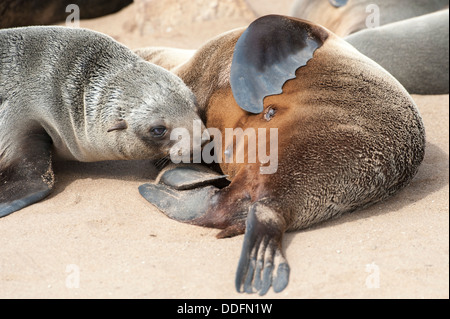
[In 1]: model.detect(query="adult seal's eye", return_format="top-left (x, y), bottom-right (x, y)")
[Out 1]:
top-left (329, 0), bottom-right (348, 8)
top-left (264, 107), bottom-right (277, 121)
top-left (150, 126), bottom-right (168, 138)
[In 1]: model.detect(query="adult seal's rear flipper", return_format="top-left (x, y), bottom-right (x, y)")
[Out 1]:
top-left (230, 15), bottom-right (328, 114)
top-left (235, 202), bottom-right (290, 296)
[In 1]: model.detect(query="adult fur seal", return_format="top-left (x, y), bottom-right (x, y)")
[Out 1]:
top-left (290, 0), bottom-right (449, 36)
top-left (0, 26), bottom-right (204, 218)
top-left (346, 9), bottom-right (449, 95)
top-left (137, 15), bottom-right (426, 295)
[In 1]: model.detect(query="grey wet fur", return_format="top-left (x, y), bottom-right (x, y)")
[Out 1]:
top-left (0, 26), bottom-right (202, 217)
top-left (290, 0), bottom-right (449, 36)
top-left (134, 47), bottom-right (196, 73)
top-left (346, 10), bottom-right (449, 95)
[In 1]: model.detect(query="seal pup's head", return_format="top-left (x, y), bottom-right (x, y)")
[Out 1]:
top-left (88, 58), bottom-right (205, 162)
top-left (0, 26), bottom-right (206, 164)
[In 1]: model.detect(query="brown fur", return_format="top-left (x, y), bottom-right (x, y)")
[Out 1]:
top-left (137, 17), bottom-right (425, 294)
top-left (140, 30), bottom-right (424, 228)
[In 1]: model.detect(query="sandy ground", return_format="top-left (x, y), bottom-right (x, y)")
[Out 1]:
top-left (0, 1), bottom-right (448, 299)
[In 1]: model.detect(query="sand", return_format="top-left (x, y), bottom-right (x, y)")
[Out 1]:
top-left (0, 0), bottom-right (448, 299)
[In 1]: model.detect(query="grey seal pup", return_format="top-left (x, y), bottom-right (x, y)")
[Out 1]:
top-left (0, 26), bottom-right (204, 218)
top-left (346, 9), bottom-right (449, 95)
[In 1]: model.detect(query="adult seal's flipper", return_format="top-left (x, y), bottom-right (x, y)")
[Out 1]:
top-left (235, 202), bottom-right (290, 296)
top-left (159, 166), bottom-right (229, 190)
top-left (139, 183), bottom-right (218, 222)
top-left (139, 166), bottom-right (226, 222)
top-left (230, 15), bottom-right (328, 114)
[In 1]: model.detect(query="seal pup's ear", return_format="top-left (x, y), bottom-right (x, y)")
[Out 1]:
top-left (107, 120), bottom-right (128, 133)
top-left (230, 15), bottom-right (328, 114)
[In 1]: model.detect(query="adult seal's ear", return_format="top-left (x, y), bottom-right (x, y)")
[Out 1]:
top-left (230, 15), bottom-right (329, 114)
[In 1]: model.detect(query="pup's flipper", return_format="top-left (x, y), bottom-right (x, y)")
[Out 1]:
top-left (0, 132), bottom-right (54, 218)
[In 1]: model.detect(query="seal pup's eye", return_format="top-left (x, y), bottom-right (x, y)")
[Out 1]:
top-left (150, 126), bottom-right (168, 139)
top-left (264, 107), bottom-right (277, 122)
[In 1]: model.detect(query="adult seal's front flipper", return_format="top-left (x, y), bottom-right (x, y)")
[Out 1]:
top-left (159, 165), bottom-right (229, 190)
top-left (139, 183), bottom-right (218, 222)
top-left (139, 165), bottom-right (226, 222)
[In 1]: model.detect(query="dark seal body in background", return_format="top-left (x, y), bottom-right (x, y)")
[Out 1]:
top-left (290, 0), bottom-right (449, 36)
top-left (0, 0), bottom-right (133, 28)
top-left (0, 26), bottom-right (203, 218)
top-left (290, 1), bottom-right (450, 94)
top-left (346, 9), bottom-right (449, 95)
